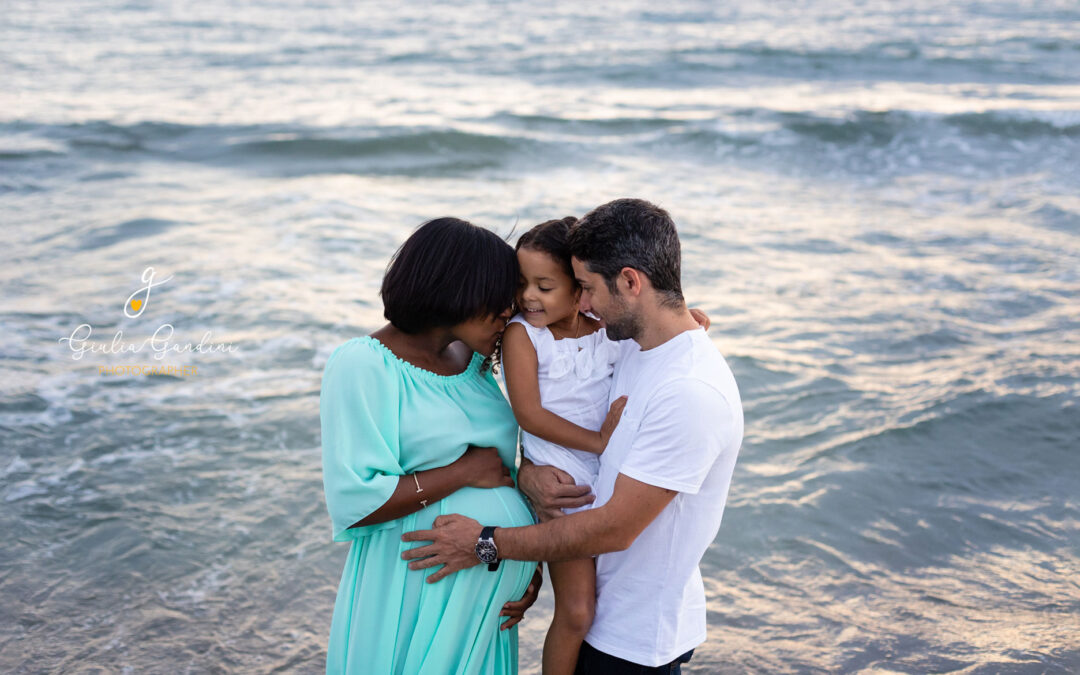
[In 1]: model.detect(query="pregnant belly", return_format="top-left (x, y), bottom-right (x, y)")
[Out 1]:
top-left (333, 485), bottom-right (538, 659)
top-left (406, 485), bottom-right (535, 607)
top-left (437, 485), bottom-right (535, 529)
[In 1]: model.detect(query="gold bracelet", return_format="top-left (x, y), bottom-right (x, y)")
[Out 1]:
top-left (413, 472), bottom-right (428, 508)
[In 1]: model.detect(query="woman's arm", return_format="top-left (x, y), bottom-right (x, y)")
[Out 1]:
top-left (502, 322), bottom-right (605, 454)
top-left (350, 447), bottom-right (513, 528)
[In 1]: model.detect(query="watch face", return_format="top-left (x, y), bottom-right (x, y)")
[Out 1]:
top-left (475, 540), bottom-right (498, 564)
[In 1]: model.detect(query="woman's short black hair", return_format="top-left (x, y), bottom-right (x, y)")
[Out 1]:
top-left (515, 216), bottom-right (578, 285)
top-left (381, 217), bottom-right (518, 334)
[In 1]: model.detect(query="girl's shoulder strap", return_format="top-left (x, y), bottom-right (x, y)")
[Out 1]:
top-left (507, 313), bottom-right (536, 333)
top-left (506, 313), bottom-right (552, 354)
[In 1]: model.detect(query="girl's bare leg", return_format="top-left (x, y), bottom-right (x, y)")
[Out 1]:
top-left (542, 557), bottom-right (596, 675)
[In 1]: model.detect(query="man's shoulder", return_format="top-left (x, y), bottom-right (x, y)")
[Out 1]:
top-left (645, 376), bottom-right (732, 420)
top-left (686, 331), bottom-right (741, 396)
top-left (638, 335), bottom-right (742, 425)
top-left (654, 332), bottom-right (737, 388)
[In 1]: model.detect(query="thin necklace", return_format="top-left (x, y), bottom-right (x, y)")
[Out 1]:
top-left (557, 312), bottom-right (584, 350)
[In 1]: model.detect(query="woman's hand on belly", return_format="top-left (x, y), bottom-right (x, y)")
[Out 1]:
top-left (457, 446), bottom-right (515, 489)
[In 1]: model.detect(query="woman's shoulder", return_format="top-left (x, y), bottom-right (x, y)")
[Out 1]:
top-left (333, 334), bottom-right (487, 387)
top-left (324, 336), bottom-right (397, 381)
top-left (328, 335), bottom-right (381, 361)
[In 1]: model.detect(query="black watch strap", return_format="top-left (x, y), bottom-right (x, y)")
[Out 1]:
top-left (481, 526), bottom-right (500, 571)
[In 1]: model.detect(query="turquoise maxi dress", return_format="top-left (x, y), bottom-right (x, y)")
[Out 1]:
top-left (320, 336), bottom-right (536, 675)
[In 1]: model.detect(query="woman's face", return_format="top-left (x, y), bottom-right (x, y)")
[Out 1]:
top-left (453, 306), bottom-right (513, 356)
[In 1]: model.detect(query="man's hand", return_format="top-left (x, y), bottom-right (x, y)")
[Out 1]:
top-left (401, 514), bottom-right (483, 583)
top-left (500, 563), bottom-right (543, 630)
top-left (517, 460), bottom-right (594, 521)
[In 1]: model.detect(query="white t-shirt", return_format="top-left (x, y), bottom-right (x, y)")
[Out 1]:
top-left (584, 326), bottom-right (743, 667)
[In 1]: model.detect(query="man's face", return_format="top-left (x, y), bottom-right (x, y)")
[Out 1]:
top-left (571, 257), bottom-right (640, 342)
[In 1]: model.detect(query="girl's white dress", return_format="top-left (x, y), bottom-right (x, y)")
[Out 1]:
top-left (504, 314), bottom-right (621, 514)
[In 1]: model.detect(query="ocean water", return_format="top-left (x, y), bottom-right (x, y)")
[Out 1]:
top-left (2, 0), bottom-right (1079, 672)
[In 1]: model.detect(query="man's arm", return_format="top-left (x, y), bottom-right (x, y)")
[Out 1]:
top-left (499, 473), bottom-right (677, 560)
top-left (400, 473), bottom-right (677, 582)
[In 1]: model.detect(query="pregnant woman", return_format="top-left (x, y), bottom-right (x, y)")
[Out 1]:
top-left (320, 217), bottom-right (542, 674)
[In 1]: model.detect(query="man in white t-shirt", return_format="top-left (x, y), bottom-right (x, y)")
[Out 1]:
top-left (402, 198), bottom-right (744, 673)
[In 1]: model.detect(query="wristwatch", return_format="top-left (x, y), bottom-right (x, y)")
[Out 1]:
top-left (475, 526), bottom-right (500, 571)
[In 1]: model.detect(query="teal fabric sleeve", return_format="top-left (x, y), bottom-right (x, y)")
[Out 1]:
top-left (320, 339), bottom-right (402, 541)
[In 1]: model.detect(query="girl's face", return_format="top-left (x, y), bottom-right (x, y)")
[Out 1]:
top-left (516, 247), bottom-right (580, 328)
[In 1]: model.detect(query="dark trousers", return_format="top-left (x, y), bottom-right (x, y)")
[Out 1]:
top-left (574, 641), bottom-right (694, 674)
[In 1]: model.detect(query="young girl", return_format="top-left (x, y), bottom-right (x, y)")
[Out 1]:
top-left (499, 216), bottom-right (622, 675)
